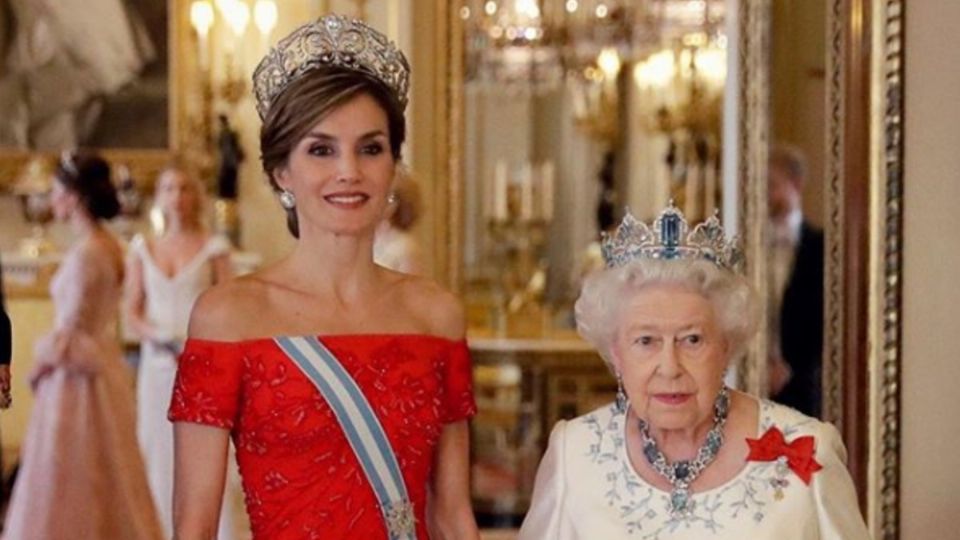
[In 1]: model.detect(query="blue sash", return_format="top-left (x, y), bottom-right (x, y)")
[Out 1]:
top-left (274, 336), bottom-right (416, 540)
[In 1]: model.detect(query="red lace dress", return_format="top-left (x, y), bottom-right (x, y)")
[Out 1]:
top-left (168, 335), bottom-right (476, 540)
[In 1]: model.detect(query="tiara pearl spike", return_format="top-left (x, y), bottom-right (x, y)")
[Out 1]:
top-left (252, 14), bottom-right (411, 120)
top-left (600, 203), bottom-right (742, 271)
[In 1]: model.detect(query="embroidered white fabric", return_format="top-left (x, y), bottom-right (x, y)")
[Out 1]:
top-left (518, 400), bottom-right (870, 540)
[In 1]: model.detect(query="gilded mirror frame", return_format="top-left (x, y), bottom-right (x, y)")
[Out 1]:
top-left (0, 0), bottom-right (193, 191)
top-left (435, 0), bottom-right (904, 537)
top-left (743, 2), bottom-right (904, 536)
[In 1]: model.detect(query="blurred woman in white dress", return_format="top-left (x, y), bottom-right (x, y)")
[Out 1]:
top-left (519, 205), bottom-right (870, 540)
top-left (124, 166), bottom-right (240, 538)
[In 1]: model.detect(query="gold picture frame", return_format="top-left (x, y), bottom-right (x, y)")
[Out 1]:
top-left (0, 0), bottom-right (194, 192)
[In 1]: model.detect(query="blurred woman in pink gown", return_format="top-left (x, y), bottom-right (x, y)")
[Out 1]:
top-left (3, 152), bottom-right (162, 539)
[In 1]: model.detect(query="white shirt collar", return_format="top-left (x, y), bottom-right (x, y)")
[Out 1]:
top-left (770, 209), bottom-right (803, 247)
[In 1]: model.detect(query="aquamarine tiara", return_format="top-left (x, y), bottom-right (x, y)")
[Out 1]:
top-left (252, 14), bottom-right (411, 120)
top-left (601, 203), bottom-right (742, 270)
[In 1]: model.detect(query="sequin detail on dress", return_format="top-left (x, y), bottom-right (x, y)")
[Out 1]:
top-left (169, 335), bottom-right (476, 540)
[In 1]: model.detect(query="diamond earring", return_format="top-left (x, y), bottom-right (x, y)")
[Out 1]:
top-left (387, 193), bottom-right (398, 204)
top-left (279, 190), bottom-right (296, 209)
top-left (615, 373), bottom-right (628, 414)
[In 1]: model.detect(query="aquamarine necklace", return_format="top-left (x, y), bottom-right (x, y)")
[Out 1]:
top-left (636, 386), bottom-right (730, 517)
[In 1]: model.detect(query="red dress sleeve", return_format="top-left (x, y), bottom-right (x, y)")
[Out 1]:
top-left (167, 339), bottom-right (244, 430)
top-left (441, 340), bottom-right (477, 423)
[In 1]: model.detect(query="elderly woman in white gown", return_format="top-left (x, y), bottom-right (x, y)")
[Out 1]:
top-left (519, 205), bottom-right (870, 540)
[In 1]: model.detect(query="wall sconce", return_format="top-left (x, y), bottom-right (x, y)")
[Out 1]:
top-left (186, 0), bottom-right (276, 170)
top-left (632, 35), bottom-right (727, 221)
top-left (569, 47), bottom-right (623, 145)
top-left (185, 0), bottom-right (277, 246)
top-left (190, 0), bottom-right (276, 108)
top-left (190, 0), bottom-right (215, 70)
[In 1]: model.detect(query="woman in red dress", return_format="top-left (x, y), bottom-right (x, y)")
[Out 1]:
top-left (168, 15), bottom-right (479, 540)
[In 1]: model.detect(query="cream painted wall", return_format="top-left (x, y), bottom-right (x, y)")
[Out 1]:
top-left (901, 1), bottom-right (960, 537)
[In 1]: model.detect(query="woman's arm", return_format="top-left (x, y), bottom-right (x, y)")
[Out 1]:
top-left (422, 286), bottom-right (478, 538)
top-left (518, 421), bottom-right (568, 540)
top-left (123, 251), bottom-right (158, 341)
top-left (172, 284), bottom-right (246, 538)
top-left (173, 422), bottom-right (231, 540)
top-left (211, 253), bottom-right (233, 285)
top-left (812, 423), bottom-right (871, 539)
top-left (428, 420), bottom-right (479, 540)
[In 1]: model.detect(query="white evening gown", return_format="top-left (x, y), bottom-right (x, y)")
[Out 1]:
top-left (4, 239), bottom-right (163, 539)
top-left (519, 399), bottom-right (871, 540)
top-left (130, 234), bottom-right (246, 539)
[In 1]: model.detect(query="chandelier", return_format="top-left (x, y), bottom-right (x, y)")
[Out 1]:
top-left (462, 0), bottom-right (727, 150)
top-left (461, 0), bottom-right (564, 90)
top-left (462, 1), bottom-right (724, 89)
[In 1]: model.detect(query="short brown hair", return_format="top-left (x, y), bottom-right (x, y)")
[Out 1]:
top-left (260, 66), bottom-right (407, 238)
top-left (769, 144), bottom-right (808, 187)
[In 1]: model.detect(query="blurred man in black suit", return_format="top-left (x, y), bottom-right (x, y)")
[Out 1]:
top-left (767, 145), bottom-right (824, 418)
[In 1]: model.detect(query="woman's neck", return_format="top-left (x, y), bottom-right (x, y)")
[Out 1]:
top-left (649, 422), bottom-right (716, 462)
top-left (70, 211), bottom-right (99, 238)
top-left (283, 227), bottom-right (383, 302)
top-left (628, 403), bottom-right (719, 463)
top-left (164, 214), bottom-right (203, 236)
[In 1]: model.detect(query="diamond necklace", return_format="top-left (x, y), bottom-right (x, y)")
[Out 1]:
top-left (636, 386), bottom-right (730, 517)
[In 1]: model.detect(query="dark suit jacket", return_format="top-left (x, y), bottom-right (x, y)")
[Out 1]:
top-left (771, 222), bottom-right (824, 418)
top-left (1, 252), bottom-right (10, 365)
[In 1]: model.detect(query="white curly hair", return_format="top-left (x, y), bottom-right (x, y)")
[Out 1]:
top-left (574, 258), bottom-right (759, 371)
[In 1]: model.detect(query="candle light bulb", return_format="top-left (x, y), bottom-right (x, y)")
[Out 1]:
top-left (225, 1), bottom-right (250, 38)
top-left (254, 0), bottom-right (278, 37)
top-left (190, 0), bottom-right (215, 37)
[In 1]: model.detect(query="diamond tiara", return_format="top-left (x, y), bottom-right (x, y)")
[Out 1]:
top-left (252, 14), bottom-right (411, 120)
top-left (601, 203), bottom-right (742, 271)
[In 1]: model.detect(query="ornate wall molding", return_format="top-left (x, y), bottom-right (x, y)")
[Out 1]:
top-left (824, 0), bottom-right (848, 430)
top-left (868, 1), bottom-right (904, 537)
top-left (737, 0), bottom-right (771, 397)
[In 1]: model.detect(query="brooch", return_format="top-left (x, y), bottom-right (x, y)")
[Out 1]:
top-left (746, 427), bottom-right (823, 499)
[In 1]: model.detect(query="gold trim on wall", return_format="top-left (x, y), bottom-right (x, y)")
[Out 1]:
top-left (737, 0), bottom-right (772, 397)
top-left (824, 0), bottom-right (848, 431)
top-left (867, 0), bottom-right (904, 537)
top-left (444, 0), bottom-right (465, 291)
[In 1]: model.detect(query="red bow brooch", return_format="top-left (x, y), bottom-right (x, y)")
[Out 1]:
top-left (746, 427), bottom-right (823, 485)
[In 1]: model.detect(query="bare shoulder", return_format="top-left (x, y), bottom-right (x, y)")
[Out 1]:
top-left (74, 233), bottom-right (123, 278)
top-left (394, 274), bottom-right (465, 340)
top-left (188, 273), bottom-right (271, 341)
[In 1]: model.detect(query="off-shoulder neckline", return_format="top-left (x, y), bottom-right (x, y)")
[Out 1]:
top-left (184, 334), bottom-right (466, 346)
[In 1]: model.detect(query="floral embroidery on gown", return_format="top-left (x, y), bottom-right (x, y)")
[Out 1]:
top-left (4, 241), bottom-right (163, 540)
top-left (519, 400), bottom-right (871, 540)
top-left (168, 334), bottom-right (476, 540)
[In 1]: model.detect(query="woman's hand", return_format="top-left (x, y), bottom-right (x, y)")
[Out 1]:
top-left (428, 421), bottom-right (480, 540)
top-left (769, 353), bottom-right (792, 394)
